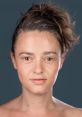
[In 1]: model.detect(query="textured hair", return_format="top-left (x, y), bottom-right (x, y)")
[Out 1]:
top-left (11, 3), bottom-right (79, 54)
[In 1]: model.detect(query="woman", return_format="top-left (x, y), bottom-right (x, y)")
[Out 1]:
top-left (0, 3), bottom-right (82, 117)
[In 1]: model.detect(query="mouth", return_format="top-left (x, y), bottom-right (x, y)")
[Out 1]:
top-left (30, 78), bottom-right (47, 85)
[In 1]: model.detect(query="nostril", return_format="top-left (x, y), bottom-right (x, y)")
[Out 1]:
top-left (33, 68), bottom-right (43, 74)
top-left (33, 64), bottom-right (43, 74)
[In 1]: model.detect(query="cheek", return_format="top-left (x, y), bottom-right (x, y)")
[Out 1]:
top-left (17, 66), bottom-right (25, 82)
top-left (45, 62), bottom-right (60, 82)
top-left (46, 62), bottom-right (60, 75)
top-left (16, 62), bottom-right (33, 81)
top-left (15, 62), bottom-right (27, 82)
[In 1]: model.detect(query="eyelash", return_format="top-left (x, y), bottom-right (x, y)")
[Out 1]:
top-left (21, 56), bottom-right (56, 63)
top-left (22, 56), bottom-right (33, 62)
top-left (43, 57), bottom-right (56, 62)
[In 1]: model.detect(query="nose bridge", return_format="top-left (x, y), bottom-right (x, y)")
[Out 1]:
top-left (34, 56), bottom-right (43, 74)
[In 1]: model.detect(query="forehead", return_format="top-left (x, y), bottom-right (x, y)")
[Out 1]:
top-left (14, 30), bottom-right (61, 54)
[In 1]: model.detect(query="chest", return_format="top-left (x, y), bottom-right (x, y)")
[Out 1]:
top-left (9, 111), bottom-right (65, 117)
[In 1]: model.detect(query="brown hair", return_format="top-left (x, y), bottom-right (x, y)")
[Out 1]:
top-left (11, 3), bottom-right (79, 54)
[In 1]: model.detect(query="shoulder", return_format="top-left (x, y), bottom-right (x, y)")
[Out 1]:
top-left (53, 97), bottom-right (82, 117)
top-left (0, 96), bottom-right (20, 117)
top-left (0, 106), bottom-right (10, 117)
top-left (65, 108), bottom-right (82, 117)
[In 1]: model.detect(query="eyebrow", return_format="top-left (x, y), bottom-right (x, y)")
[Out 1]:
top-left (19, 51), bottom-right (57, 56)
top-left (43, 51), bottom-right (57, 55)
top-left (19, 52), bottom-right (34, 56)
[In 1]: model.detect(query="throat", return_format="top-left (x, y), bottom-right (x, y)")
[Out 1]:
top-left (18, 92), bottom-right (56, 113)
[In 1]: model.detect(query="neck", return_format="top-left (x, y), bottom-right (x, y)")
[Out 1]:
top-left (19, 89), bottom-right (55, 113)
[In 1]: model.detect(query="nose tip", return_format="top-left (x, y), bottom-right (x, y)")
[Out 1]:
top-left (34, 67), bottom-right (43, 74)
top-left (33, 61), bottom-right (43, 74)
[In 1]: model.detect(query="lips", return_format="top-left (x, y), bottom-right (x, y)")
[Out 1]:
top-left (30, 78), bottom-right (47, 85)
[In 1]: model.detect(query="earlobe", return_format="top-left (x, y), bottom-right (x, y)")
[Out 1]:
top-left (10, 52), bottom-right (17, 69)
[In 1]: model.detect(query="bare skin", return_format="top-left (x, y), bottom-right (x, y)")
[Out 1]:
top-left (0, 96), bottom-right (82, 117)
top-left (0, 31), bottom-right (82, 117)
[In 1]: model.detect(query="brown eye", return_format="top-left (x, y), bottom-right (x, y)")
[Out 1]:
top-left (43, 56), bottom-right (56, 63)
top-left (21, 56), bottom-right (33, 63)
top-left (47, 57), bottom-right (53, 61)
top-left (24, 57), bottom-right (30, 61)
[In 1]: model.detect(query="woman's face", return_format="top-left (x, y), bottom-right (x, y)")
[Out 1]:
top-left (11, 30), bottom-right (64, 95)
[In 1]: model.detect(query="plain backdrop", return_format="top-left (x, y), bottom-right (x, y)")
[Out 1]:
top-left (0, 0), bottom-right (82, 107)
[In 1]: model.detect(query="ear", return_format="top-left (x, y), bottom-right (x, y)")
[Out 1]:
top-left (60, 52), bottom-right (66, 69)
top-left (10, 52), bottom-right (17, 69)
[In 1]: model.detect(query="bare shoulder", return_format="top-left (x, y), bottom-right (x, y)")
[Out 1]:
top-left (0, 96), bottom-right (20, 117)
top-left (0, 96), bottom-right (20, 109)
top-left (0, 106), bottom-right (10, 117)
top-left (53, 97), bottom-right (82, 117)
top-left (65, 107), bottom-right (82, 117)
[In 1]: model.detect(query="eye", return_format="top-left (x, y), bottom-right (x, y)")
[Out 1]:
top-left (47, 57), bottom-right (53, 61)
top-left (25, 57), bottom-right (31, 60)
top-left (43, 56), bottom-right (56, 63)
top-left (21, 56), bottom-right (33, 63)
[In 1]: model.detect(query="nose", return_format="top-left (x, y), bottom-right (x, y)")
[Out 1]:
top-left (33, 59), bottom-right (43, 74)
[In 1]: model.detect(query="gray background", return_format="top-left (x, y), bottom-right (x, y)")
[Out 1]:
top-left (0, 0), bottom-right (82, 107)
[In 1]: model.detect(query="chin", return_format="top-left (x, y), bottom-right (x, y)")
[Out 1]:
top-left (29, 87), bottom-right (50, 95)
top-left (31, 91), bottom-right (48, 95)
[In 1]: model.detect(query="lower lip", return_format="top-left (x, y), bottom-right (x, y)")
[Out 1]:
top-left (30, 79), bottom-right (47, 85)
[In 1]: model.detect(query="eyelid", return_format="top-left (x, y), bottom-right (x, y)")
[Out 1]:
top-left (20, 55), bottom-right (34, 60)
top-left (42, 56), bottom-right (55, 61)
top-left (19, 54), bottom-right (57, 61)
top-left (20, 54), bottom-right (34, 57)
top-left (43, 54), bottom-right (57, 58)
